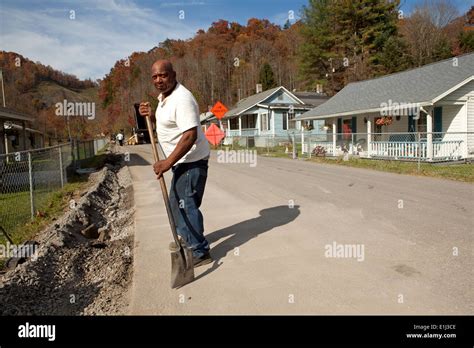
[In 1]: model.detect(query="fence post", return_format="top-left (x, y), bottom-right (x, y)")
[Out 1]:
top-left (292, 134), bottom-right (296, 159)
top-left (70, 140), bottom-right (73, 168)
top-left (76, 140), bottom-right (80, 165)
top-left (367, 118), bottom-right (372, 158)
top-left (417, 132), bottom-right (421, 172)
top-left (28, 152), bottom-right (35, 219)
top-left (308, 135), bottom-right (311, 158)
top-left (301, 131), bottom-right (305, 155)
top-left (58, 146), bottom-right (64, 187)
top-left (351, 133), bottom-right (354, 154)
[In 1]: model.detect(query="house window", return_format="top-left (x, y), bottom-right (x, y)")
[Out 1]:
top-left (242, 114), bottom-right (257, 128)
top-left (278, 93), bottom-right (283, 101)
top-left (288, 111), bottom-right (296, 129)
top-left (230, 118), bottom-right (239, 130)
top-left (283, 111), bottom-right (297, 130)
top-left (302, 120), bottom-right (314, 130)
top-left (260, 113), bottom-right (269, 131)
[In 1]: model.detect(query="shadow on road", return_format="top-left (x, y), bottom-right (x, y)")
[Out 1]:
top-left (195, 205), bottom-right (300, 280)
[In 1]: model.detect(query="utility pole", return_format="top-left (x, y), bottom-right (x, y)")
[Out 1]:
top-left (0, 69), bottom-right (6, 107)
top-left (1, 69), bottom-right (8, 156)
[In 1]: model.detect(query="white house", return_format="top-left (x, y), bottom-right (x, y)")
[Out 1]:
top-left (296, 53), bottom-right (474, 161)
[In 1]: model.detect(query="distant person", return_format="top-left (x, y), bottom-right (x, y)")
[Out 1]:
top-left (116, 132), bottom-right (124, 146)
top-left (138, 59), bottom-right (212, 267)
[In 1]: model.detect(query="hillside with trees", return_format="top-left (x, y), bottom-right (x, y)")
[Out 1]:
top-left (0, 51), bottom-right (100, 141)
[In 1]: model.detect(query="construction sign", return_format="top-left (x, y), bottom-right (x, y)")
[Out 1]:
top-left (211, 101), bottom-right (228, 120)
top-left (205, 123), bottom-right (225, 146)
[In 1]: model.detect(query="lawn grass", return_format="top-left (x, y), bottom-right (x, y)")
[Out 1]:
top-left (0, 176), bottom-right (90, 269)
top-left (306, 156), bottom-right (474, 182)
top-left (0, 176), bottom-right (89, 244)
top-left (76, 145), bottom-right (108, 168)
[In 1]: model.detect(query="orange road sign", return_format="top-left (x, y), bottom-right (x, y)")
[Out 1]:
top-left (211, 101), bottom-right (228, 120)
top-left (205, 123), bottom-right (225, 146)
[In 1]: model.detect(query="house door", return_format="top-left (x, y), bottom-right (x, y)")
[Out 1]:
top-left (374, 117), bottom-right (383, 141)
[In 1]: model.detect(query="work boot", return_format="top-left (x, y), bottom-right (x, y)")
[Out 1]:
top-left (193, 251), bottom-right (213, 267)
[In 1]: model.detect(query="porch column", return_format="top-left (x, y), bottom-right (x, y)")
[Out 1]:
top-left (238, 117), bottom-right (242, 136)
top-left (332, 118), bottom-right (337, 156)
top-left (257, 113), bottom-right (260, 136)
top-left (367, 116), bottom-right (372, 158)
top-left (227, 119), bottom-right (230, 136)
top-left (301, 127), bottom-right (305, 154)
top-left (272, 110), bottom-right (275, 136)
top-left (427, 109), bottom-right (433, 161)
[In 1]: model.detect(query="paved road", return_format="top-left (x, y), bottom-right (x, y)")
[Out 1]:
top-left (124, 144), bottom-right (473, 314)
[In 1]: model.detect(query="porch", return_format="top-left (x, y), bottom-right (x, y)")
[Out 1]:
top-left (302, 132), bottom-right (466, 161)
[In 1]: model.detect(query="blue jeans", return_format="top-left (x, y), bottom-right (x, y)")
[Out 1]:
top-left (169, 159), bottom-right (210, 258)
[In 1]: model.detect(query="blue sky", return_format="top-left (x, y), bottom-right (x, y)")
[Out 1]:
top-left (0, 0), bottom-right (472, 80)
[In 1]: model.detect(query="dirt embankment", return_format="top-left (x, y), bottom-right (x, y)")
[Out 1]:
top-left (0, 152), bottom-right (135, 315)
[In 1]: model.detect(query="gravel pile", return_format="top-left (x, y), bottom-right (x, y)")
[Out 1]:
top-left (0, 153), bottom-right (135, 315)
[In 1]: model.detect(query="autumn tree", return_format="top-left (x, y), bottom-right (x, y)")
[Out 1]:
top-left (400, 0), bottom-right (457, 66)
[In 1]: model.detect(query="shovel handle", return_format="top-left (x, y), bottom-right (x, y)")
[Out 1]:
top-left (144, 116), bottom-right (182, 249)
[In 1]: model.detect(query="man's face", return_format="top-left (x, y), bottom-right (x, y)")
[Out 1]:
top-left (151, 64), bottom-right (176, 95)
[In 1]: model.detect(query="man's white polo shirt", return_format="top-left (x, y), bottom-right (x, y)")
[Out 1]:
top-left (155, 82), bottom-right (210, 164)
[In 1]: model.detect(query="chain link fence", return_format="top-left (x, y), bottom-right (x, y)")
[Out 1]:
top-left (0, 139), bottom-right (107, 244)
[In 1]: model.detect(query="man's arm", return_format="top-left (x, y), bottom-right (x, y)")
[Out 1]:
top-left (152, 127), bottom-right (197, 177)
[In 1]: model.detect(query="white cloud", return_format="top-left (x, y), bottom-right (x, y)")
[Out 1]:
top-left (0, 0), bottom-right (200, 80)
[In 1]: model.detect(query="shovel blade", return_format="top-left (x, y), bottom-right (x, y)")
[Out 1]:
top-left (170, 246), bottom-right (194, 288)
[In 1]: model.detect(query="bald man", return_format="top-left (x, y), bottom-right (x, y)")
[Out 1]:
top-left (139, 60), bottom-right (212, 267)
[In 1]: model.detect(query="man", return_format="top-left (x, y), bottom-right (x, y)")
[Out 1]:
top-left (116, 131), bottom-right (124, 146)
top-left (138, 60), bottom-right (212, 267)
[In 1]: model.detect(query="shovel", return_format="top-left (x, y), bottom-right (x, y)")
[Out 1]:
top-left (144, 115), bottom-right (195, 289)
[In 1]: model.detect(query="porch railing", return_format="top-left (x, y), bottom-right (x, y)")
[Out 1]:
top-left (226, 129), bottom-right (240, 137)
top-left (301, 132), bottom-right (470, 161)
top-left (241, 128), bottom-right (258, 136)
top-left (225, 128), bottom-right (258, 137)
top-left (433, 140), bottom-right (463, 160)
top-left (371, 141), bottom-right (428, 159)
